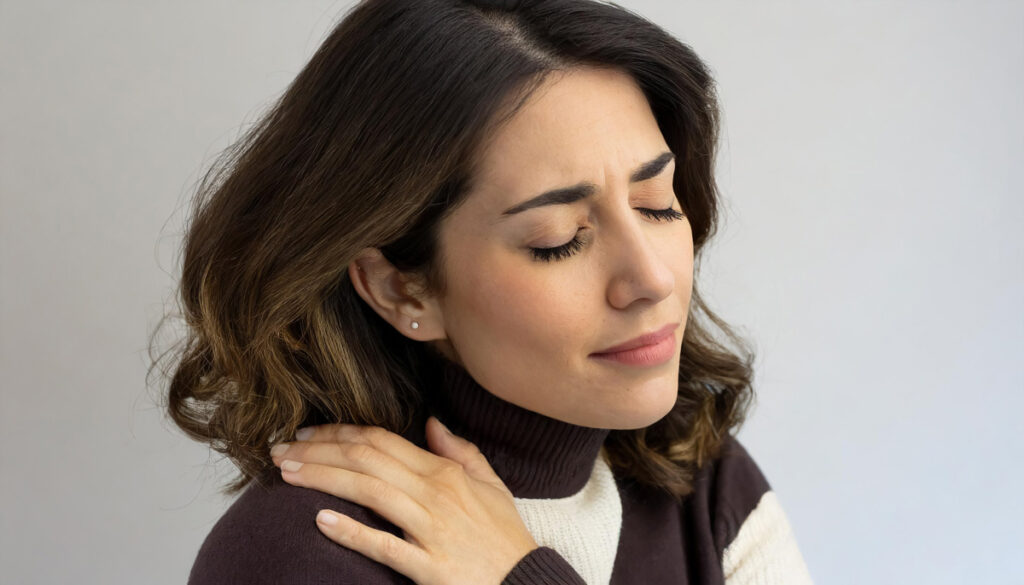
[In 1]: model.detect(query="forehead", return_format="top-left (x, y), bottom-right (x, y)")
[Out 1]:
top-left (466, 67), bottom-right (668, 216)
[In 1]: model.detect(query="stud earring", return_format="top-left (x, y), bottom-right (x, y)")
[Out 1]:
top-left (411, 320), bottom-right (419, 329)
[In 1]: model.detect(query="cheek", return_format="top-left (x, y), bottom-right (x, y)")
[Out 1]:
top-left (677, 244), bottom-right (694, 292)
top-left (674, 225), bottom-right (695, 295)
top-left (448, 252), bottom-right (585, 353)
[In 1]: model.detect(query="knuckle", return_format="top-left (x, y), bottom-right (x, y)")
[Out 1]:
top-left (363, 426), bottom-right (390, 443)
top-left (329, 441), bottom-right (348, 460)
top-left (362, 477), bottom-right (395, 506)
top-left (327, 425), bottom-right (351, 444)
top-left (345, 442), bottom-right (379, 463)
top-left (435, 460), bottom-right (465, 478)
top-left (379, 534), bottom-right (404, 562)
top-left (434, 461), bottom-right (469, 487)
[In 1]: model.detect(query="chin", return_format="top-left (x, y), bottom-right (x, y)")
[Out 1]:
top-left (601, 384), bottom-right (679, 430)
top-left (638, 378), bottom-right (681, 426)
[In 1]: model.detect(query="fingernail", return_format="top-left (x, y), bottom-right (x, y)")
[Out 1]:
top-left (295, 427), bottom-right (314, 441)
top-left (317, 510), bottom-right (339, 526)
top-left (270, 443), bottom-right (290, 457)
top-left (437, 418), bottom-right (453, 436)
top-left (281, 459), bottom-right (304, 472)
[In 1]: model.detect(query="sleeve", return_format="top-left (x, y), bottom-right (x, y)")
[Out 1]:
top-left (190, 473), bottom-right (590, 585)
top-left (721, 490), bottom-right (814, 585)
top-left (502, 546), bottom-right (588, 585)
top-left (187, 473), bottom-right (415, 585)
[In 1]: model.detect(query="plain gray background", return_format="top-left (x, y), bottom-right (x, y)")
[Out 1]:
top-left (2, 1), bottom-right (1021, 583)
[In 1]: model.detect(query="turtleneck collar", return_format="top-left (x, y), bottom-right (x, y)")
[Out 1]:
top-left (402, 357), bottom-right (612, 499)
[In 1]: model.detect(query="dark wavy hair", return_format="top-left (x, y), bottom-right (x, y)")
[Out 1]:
top-left (148, 0), bottom-right (756, 499)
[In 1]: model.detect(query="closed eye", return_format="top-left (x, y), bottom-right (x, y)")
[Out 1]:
top-left (637, 206), bottom-right (685, 221)
top-left (528, 205), bottom-right (686, 262)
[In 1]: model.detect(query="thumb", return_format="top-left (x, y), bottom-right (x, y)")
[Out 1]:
top-left (426, 416), bottom-right (505, 486)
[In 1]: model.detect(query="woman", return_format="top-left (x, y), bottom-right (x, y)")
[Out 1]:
top-left (155, 0), bottom-right (814, 583)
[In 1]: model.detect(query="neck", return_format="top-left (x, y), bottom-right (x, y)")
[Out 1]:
top-left (405, 356), bottom-right (612, 499)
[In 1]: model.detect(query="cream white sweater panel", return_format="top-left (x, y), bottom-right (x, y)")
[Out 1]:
top-left (511, 455), bottom-right (622, 585)
top-left (510, 459), bottom-right (813, 585)
top-left (722, 490), bottom-right (814, 585)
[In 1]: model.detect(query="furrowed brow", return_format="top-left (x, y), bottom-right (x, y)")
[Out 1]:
top-left (499, 151), bottom-right (675, 219)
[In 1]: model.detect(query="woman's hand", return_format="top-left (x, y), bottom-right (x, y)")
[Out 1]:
top-left (268, 416), bottom-right (539, 585)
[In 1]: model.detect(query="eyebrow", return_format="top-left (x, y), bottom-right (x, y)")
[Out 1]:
top-left (499, 151), bottom-right (676, 218)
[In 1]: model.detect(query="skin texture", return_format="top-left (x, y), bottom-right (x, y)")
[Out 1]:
top-left (351, 65), bottom-right (695, 431)
top-left (273, 66), bottom-right (697, 584)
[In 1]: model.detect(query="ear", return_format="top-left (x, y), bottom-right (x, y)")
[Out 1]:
top-left (347, 247), bottom-right (444, 341)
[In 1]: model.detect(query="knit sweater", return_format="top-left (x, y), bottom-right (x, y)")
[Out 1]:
top-left (187, 358), bottom-right (813, 584)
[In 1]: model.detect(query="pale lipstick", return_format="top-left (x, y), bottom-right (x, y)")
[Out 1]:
top-left (590, 322), bottom-right (679, 367)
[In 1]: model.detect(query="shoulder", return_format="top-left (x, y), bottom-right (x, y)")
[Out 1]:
top-left (712, 434), bottom-right (773, 534)
top-left (696, 434), bottom-right (814, 584)
top-left (188, 469), bottom-right (413, 585)
top-left (684, 433), bottom-right (772, 559)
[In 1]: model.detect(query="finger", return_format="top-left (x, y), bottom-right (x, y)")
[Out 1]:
top-left (280, 460), bottom-right (433, 539)
top-left (272, 440), bottom-right (438, 504)
top-left (294, 424), bottom-right (449, 475)
top-left (426, 416), bottom-right (507, 489)
top-left (315, 508), bottom-right (431, 584)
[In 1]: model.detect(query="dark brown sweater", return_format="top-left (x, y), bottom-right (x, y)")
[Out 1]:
top-left (187, 358), bottom-right (795, 584)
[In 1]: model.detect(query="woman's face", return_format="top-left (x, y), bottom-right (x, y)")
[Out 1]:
top-left (434, 66), bottom-right (694, 430)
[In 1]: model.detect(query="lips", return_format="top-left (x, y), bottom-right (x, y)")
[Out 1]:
top-left (592, 322), bottom-right (680, 355)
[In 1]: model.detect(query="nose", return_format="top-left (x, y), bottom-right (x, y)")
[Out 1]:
top-left (603, 207), bottom-right (676, 310)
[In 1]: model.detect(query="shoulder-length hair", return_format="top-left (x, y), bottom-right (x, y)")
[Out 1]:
top-left (149, 0), bottom-right (756, 500)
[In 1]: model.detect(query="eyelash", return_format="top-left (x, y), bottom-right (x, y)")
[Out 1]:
top-left (528, 206), bottom-right (686, 262)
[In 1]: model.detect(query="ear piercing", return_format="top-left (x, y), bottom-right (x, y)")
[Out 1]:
top-left (411, 321), bottom-right (419, 329)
